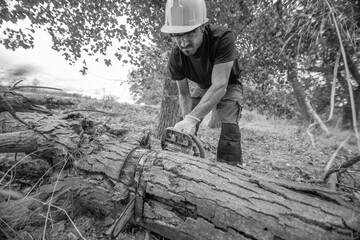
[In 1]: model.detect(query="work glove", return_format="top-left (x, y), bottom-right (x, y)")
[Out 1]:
top-left (173, 115), bottom-right (200, 135)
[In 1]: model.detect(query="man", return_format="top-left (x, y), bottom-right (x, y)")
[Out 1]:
top-left (161, 0), bottom-right (243, 165)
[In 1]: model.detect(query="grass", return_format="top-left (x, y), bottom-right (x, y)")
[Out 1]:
top-left (239, 109), bottom-right (299, 133)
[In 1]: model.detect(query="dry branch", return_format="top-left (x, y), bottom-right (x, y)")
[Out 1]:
top-left (323, 155), bottom-right (360, 180)
top-left (0, 91), bottom-right (75, 114)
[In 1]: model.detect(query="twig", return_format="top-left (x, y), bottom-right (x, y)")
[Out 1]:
top-left (43, 150), bottom-right (69, 240)
top-left (0, 94), bottom-right (33, 128)
top-left (338, 156), bottom-right (360, 169)
top-left (322, 155), bottom-right (360, 180)
top-left (63, 109), bottom-right (117, 116)
top-left (3, 168), bottom-right (15, 190)
top-left (337, 183), bottom-right (360, 191)
top-left (24, 161), bottom-right (65, 198)
top-left (10, 86), bottom-right (62, 91)
top-left (0, 217), bottom-right (17, 239)
top-left (322, 135), bottom-right (351, 180)
top-left (51, 204), bottom-right (87, 240)
top-left (103, 117), bottom-right (112, 126)
top-left (0, 148), bottom-right (54, 185)
top-left (306, 127), bottom-right (316, 147)
top-left (35, 199), bottom-right (87, 240)
top-left (11, 79), bottom-right (24, 88)
top-left (0, 94), bottom-right (56, 139)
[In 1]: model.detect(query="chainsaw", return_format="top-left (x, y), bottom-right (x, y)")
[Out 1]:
top-left (160, 127), bottom-right (206, 158)
top-left (107, 128), bottom-right (205, 239)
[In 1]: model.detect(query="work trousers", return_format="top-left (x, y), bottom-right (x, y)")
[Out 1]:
top-left (191, 83), bottom-right (243, 165)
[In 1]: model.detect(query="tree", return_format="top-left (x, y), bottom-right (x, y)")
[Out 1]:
top-left (2, 0), bottom-right (359, 134)
top-left (127, 46), bottom-right (167, 105)
top-left (232, 0), bottom-right (360, 129)
top-left (278, 0), bottom-right (360, 127)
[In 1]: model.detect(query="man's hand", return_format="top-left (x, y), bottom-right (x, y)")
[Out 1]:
top-left (173, 115), bottom-right (200, 135)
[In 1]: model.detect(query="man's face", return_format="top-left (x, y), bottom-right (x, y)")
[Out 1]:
top-left (170, 27), bottom-right (203, 56)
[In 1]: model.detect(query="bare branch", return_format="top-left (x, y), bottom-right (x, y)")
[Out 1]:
top-left (11, 80), bottom-right (25, 88)
top-left (10, 86), bottom-right (63, 91)
top-left (323, 155), bottom-right (360, 180)
top-left (0, 94), bottom-right (33, 128)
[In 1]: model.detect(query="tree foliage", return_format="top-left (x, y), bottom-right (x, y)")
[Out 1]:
top-left (127, 47), bottom-right (167, 105)
top-left (0, 0), bottom-right (167, 73)
top-left (232, 0), bottom-right (360, 121)
top-left (279, 0), bottom-right (360, 124)
top-left (1, 0), bottom-right (360, 123)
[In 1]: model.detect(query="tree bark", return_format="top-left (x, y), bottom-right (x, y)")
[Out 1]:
top-left (137, 152), bottom-right (360, 240)
top-left (156, 78), bottom-right (180, 139)
top-left (1, 112), bottom-right (359, 240)
top-left (287, 67), bottom-right (312, 123)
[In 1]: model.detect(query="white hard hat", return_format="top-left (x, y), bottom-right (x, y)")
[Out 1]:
top-left (161, 0), bottom-right (209, 34)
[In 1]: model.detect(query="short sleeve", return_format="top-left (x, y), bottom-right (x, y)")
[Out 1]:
top-left (168, 47), bottom-right (186, 80)
top-left (213, 31), bottom-right (236, 65)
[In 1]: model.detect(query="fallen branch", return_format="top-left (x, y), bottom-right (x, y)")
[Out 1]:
top-left (322, 135), bottom-right (351, 181)
top-left (323, 155), bottom-right (360, 180)
top-left (0, 94), bottom-right (34, 128)
top-left (63, 109), bottom-right (118, 116)
top-left (10, 86), bottom-right (62, 91)
top-left (11, 79), bottom-right (24, 88)
top-left (0, 91), bottom-right (74, 114)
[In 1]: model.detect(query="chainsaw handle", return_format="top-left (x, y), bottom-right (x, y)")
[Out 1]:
top-left (189, 134), bottom-right (206, 159)
top-left (161, 127), bottom-right (206, 159)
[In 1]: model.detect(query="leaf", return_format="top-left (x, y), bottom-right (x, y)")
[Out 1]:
top-left (104, 59), bottom-right (112, 66)
top-left (79, 66), bottom-right (88, 75)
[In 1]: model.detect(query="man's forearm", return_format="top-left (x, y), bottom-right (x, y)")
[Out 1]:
top-left (190, 85), bottom-right (226, 119)
top-left (190, 61), bottom-right (233, 120)
top-left (179, 93), bottom-right (193, 118)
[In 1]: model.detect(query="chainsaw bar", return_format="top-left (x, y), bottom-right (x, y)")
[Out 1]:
top-left (108, 196), bottom-right (135, 239)
top-left (161, 128), bottom-right (205, 158)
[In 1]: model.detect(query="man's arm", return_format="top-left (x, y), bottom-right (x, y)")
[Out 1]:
top-left (172, 61), bottom-right (233, 134)
top-left (189, 61), bottom-right (233, 119)
top-left (177, 78), bottom-right (192, 118)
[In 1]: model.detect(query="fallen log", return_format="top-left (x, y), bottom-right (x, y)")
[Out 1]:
top-left (135, 152), bottom-right (360, 240)
top-left (0, 112), bottom-right (359, 240)
top-left (0, 90), bottom-right (75, 113)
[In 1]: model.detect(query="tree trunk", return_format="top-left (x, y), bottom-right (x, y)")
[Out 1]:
top-left (288, 65), bottom-right (329, 133)
top-left (137, 152), bottom-right (360, 240)
top-left (342, 87), bottom-right (360, 129)
top-left (156, 78), bottom-right (181, 139)
top-left (287, 67), bottom-right (312, 122)
top-left (341, 53), bottom-right (360, 128)
top-left (1, 112), bottom-right (359, 240)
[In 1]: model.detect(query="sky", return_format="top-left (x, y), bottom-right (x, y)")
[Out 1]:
top-left (0, 22), bottom-right (135, 103)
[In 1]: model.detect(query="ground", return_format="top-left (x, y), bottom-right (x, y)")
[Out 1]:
top-left (1, 97), bottom-right (360, 240)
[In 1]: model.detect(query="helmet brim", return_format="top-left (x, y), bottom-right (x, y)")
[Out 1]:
top-left (160, 19), bottom-right (209, 34)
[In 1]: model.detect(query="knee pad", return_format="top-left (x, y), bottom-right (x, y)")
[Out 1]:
top-left (217, 123), bottom-right (242, 165)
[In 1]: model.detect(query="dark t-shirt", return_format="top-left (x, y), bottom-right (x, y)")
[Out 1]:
top-left (168, 24), bottom-right (241, 89)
